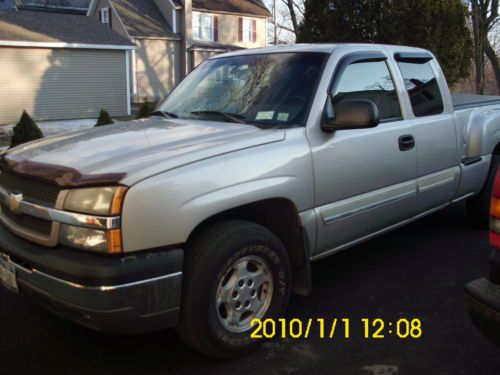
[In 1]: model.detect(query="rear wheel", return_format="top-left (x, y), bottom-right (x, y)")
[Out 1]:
top-left (177, 220), bottom-right (291, 358)
top-left (467, 155), bottom-right (500, 228)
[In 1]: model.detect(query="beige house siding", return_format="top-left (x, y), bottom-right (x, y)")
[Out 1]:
top-left (0, 47), bottom-right (128, 124)
top-left (192, 50), bottom-right (217, 68)
top-left (134, 38), bottom-right (181, 102)
top-left (192, 11), bottom-right (267, 49)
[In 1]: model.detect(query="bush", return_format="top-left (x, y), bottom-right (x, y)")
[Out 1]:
top-left (95, 109), bottom-right (114, 127)
top-left (137, 98), bottom-right (157, 119)
top-left (10, 111), bottom-right (43, 148)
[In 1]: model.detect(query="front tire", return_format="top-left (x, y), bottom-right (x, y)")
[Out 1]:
top-left (467, 155), bottom-right (500, 228)
top-left (177, 220), bottom-right (292, 358)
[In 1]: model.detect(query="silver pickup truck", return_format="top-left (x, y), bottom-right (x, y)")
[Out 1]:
top-left (1, 44), bottom-right (500, 357)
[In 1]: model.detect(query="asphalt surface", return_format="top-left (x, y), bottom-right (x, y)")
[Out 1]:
top-left (1, 202), bottom-right (499, 375)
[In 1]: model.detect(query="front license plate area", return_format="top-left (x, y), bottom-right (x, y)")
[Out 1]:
top-left (0, 255), bottom-right (18, 293)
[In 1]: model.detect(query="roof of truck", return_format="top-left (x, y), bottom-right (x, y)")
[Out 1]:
top-left (211, 43), bottom-right (432, 58)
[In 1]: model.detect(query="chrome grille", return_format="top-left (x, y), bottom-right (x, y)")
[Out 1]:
top-left (0, 203), bottom-right (52, 236)
top-left (0, 171), bottom-right (60, 207)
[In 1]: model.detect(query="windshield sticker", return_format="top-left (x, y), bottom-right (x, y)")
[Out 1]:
top-left (278, 113), bottom-right (290, 122)
top-left (256, 111), bottom-right (275, 120)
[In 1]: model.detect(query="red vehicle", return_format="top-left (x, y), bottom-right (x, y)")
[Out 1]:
top-left (465, 167), bottom-right (500, 346)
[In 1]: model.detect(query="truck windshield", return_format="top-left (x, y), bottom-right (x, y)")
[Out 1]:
top-left (158, 52), bottom-right (326, 127)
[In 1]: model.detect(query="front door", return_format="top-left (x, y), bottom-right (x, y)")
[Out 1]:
top-left (308, 52), bottom-right (418, 257)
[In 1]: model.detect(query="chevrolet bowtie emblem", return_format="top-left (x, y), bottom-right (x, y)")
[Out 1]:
top-left (7, 193), bottom-right (23, 215)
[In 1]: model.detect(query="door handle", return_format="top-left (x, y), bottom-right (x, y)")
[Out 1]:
top-left (398, 135), bottom-right (415, 151)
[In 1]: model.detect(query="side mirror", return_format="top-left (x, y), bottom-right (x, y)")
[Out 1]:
top-left (322, 97), bottom-right (380, 132)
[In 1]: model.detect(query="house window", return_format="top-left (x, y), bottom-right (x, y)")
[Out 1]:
top-left (100, 7), bottom-right (110, 27)
top-left (193, 12), bottom-right (214, 41)
top-left (242, 18), bottom-right (253, 43)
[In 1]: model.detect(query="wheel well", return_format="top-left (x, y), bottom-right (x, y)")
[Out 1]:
top-left (187, 199), bottom-right (311, 295)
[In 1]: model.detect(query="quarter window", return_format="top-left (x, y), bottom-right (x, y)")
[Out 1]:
top-left (397, 60), bottom-right (444, 117)
top-left (333, 60), bottom-right (402, 122)
top-left (193, 12), bottom-right (214, 41)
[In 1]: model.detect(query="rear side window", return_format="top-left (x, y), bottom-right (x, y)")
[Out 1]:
top-left (397, 60), bottom-right (444, 117)
top-left (333, 60), bottom-right (402, 122)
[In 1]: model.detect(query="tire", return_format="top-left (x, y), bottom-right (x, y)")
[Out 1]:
top-left (177, 220), bottom-right (292, 358)
top-left (467, 155), bottom-right (500, 228)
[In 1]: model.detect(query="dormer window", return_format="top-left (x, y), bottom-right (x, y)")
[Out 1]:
top-left (100, 7), bottom-right (111, 27)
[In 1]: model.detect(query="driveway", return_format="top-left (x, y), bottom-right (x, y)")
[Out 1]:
top-left (0, 203), bottom-right (499, 375)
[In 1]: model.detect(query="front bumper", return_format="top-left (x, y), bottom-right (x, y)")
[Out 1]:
top-left (464, 278), bottom-right (500, 346)
top-left (0, 223), bottom-right (183, 334)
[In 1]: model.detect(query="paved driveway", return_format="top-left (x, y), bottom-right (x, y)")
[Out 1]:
top-left (1, 203), bottom-right (499, 375)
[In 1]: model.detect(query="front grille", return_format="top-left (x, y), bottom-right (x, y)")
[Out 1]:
top-left (1, 203), bottom-right (52, 236)
top-left (0, 171), bottom-right (60, 207)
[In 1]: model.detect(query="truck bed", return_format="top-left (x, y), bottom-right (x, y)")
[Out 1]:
top-left (452, 93), bottom-right (500, 110)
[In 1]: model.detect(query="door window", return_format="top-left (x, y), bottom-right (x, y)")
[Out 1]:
top-left (333, 60), bottom-right (402, 122)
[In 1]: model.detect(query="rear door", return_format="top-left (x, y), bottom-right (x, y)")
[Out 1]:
top-left (394, 53), bottom-right (459, 211)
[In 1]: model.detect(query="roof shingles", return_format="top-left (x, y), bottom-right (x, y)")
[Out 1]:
top-left (0, 10), bottom-right (134, 45)
top-left (111, 0), bottom-right (177, 39)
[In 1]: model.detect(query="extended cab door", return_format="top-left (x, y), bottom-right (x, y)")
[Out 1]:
top-left (394, 53), bottom-right (459, 212)
top-left (307, 51), bottom-right (418, 257)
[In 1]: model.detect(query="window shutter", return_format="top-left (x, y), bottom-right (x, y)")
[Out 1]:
top-left (252, 19), bottom-right (257, 43)
top-left (99, 9), bottom-right (102, 22)
top-left (214, 15), bottom-right (218, 42)
top-left (109, 10), bottom-right (113, 28)
top-left (238, 17), bottom-right (243, 43)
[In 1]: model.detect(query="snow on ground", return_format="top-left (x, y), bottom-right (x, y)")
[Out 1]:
top-left (0, 118), bottom-right (96, 150)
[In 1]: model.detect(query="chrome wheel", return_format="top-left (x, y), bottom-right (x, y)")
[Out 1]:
top-left (216, 255), bottom-right (274, 333)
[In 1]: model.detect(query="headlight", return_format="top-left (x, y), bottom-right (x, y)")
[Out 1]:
top-left (61, 186), bottom-right (126, 253)
top-left (64, 187), bottom-right (126, 215)
top-left (60, 225), bottom-right (122, 254)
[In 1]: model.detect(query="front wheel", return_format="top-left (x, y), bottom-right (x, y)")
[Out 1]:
top-left (177, 221), bottom-right (292, 358)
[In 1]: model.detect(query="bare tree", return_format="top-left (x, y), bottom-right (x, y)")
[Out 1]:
top-left (470, 0), bottom-right (499, 94)
top-left (265, 0), bottom-right (304, 44)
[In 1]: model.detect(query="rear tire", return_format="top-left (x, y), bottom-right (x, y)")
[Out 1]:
top-left (467, 155), bottom-right (500, 228)
top-left (177, 220), bottom-right (292, 358)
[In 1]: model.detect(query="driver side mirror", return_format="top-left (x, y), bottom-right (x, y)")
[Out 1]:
top-left (322, 96), bottom-right (380, 132)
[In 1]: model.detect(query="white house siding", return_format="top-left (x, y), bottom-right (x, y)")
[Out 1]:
top-left (0, 47), bottom-right (129, 124)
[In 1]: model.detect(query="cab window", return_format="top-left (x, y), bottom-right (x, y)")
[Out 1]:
top-left (397, 60), bottom-right (444, 117)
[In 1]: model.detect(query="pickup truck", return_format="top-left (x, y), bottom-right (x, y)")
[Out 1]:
top-left (1, 44), bottom-right (500, 358)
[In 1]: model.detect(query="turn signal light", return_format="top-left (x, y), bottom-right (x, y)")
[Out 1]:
top-left (490, 169), bottom-right (500, 249)
top-left (107, 229), bottom-right (123, 254)
top-left (491, 197), bottom-right (500, 220)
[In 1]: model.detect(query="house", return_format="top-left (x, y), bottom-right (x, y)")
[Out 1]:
top-left (87, 0), bottom-right (271, 103)
top-left (0, 2), bottom-right (135, 124)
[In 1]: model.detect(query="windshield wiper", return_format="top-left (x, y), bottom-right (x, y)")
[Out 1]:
top-left (150, 110), bottom-right (178, 118)
top-left (190, 111), bottom-right (248, 124)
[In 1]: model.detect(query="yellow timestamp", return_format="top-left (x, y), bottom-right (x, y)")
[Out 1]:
top-left (250, 318), bottom-right (422, 340)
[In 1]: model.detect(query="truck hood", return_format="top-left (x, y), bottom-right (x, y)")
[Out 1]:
top-left (1, 118), bottom-right (285, 187)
